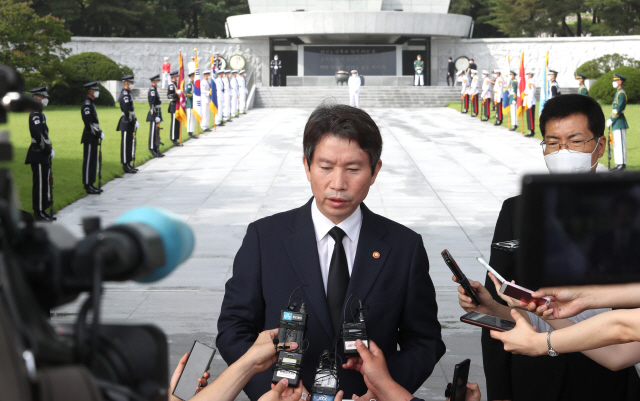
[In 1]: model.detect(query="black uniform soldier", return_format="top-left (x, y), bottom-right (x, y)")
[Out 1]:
top-left (213, 54), bottom-right (223, 72)
top-left (25, 86), bottom-right (55, 221)
top-left (548, 69), bottom-right (561, 99)
top-left (147, 74), bottom-right (164, 158)
top-left (117, 74), bottom-right (139, 174)
top-left (167, 70), bottom-right (181, 146)
top-left (270, 54), bottom-right (282, 87)
top-left (81, 81), bottom-right (103, 195)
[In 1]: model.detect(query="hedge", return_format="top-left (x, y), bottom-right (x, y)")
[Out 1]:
top-left (576, 54), bottom-right (640, 80)
top-left (590, 66), bottom-right (640, 105)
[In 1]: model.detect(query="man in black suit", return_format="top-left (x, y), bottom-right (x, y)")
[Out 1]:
top-left (482, 94), bottom-right (640, 401)
top-left (217, 104), bottom-right (445, 401)
top-left (447, 57), bottom-right (456, 86)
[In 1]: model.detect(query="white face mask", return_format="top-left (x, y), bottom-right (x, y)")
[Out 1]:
top-left (613, 81), bottom-right (619, 88)
top-left (41, 98), bottom-right (49, 107)
top-left (93, 91), bottom-right (100, 98)
top-left (274, 57), bottom-right (278, 60)
top-left (544, 142), bottom-right (599, 174)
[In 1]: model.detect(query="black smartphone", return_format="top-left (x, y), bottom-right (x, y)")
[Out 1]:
top-left (460, 311), bottom-right (516, 332)
top-left (441, 249), bottom-right (480, 306)
top-left (446, 359), bottom-right (471, 401)
top-left (491, 239), bottom-right (519, 252)
top-left (172, 341), bottom-right (216, 401)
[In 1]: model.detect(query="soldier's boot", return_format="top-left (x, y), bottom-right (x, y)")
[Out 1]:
top-left (42, 211), bottom-right (57, 221)
top-left (34, 211), bottom-right (51, 221)
top-left (509, 125), bottom-right (518, 131)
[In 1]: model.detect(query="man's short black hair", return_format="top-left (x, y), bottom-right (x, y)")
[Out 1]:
top-left (540, 94), bottom-right (605, 139)
top-left (303, 103), bottom-right (383, 174)
top-left (470, 58), bottom-right (474, 62)
top-left (448, 57), bottom-right (452, 60)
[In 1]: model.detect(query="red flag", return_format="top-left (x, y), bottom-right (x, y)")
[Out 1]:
top-left (516, 53), bottom-right (526, 118)
top-left (175, 52), bottom-right (187, 125)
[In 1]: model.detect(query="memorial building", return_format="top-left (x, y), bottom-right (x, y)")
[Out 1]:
top-left (227, 0), bottom-right (473, 86)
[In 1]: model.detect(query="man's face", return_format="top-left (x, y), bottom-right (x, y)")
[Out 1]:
top-left (152, 79), bottom-right (159, 86)
top-left (303, 135), bottom-right (382, 224)
top-left (543, 113), bottom-right (606, 172)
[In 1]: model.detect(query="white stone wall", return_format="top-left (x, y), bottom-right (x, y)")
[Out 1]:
top-left (248, 0), bottom-right (382, 13)
top-left (431, 36), bottom-right (640, 88)
top-left (65, 37), bottom-right (270, 88)
top-left (381, 0), bottom-right (450, 13)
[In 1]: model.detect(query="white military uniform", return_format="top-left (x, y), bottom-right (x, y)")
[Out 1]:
top-left (493, 74), bottom-right (504, 104)
top-left (200, 76), bottom-right (211, 130)
top-left (230, 71), bottom-right (239, 117)
top-left (215, 74), bottom-right (224, 125)
top-left (188, 59), bottom-right (195, 75)
top-left (524, 76), bottom-right (536, 109)
top-left (460, 72), bottom-right (469, 112)
top-left (348, 71), bottom-right (361, 108)
top-left (238, 71), bottom-right (248, 114)
top-left (481, 74), bottom-right (491, 100)
top-left (223, 72), bottom-right (232, 120)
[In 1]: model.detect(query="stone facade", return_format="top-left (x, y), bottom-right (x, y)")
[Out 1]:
top-left (65, 37), bottom-right (270, 88)
top-left (431, 35), bottom-right (640, 88)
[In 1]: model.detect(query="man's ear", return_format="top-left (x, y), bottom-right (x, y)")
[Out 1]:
top-left (370, 160), bottom-right (382, 185)
top-left (302, 156), bottom-right (311, 182)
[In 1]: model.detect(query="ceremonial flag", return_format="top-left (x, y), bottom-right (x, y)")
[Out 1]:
top-left (175, 52), bottom-right (187, 125)
top-left (516, 52), bottom-right (526, 118)
top-left (539, 51), bottom-right (549, 116)
top-left (503, 53), bottom-right (511, 112)
top-left (209, 55), bottom-right (218, 116)
top-left (192, 54), bottom-right (202, 122)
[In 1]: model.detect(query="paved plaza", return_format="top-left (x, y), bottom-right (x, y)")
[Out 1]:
top-left (52, 107), bottom-right (552, 400)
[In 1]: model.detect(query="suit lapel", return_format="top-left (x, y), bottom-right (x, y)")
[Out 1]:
top-left (346, 204), bottom-right (390, 309)
top-left (283, 199), bottom-right (334, 339)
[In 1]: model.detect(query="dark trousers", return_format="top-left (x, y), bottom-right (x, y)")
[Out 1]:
top-left (272, 73), bottom-right (281, 87)
top-left (170, 113), bottom-right (180, 142)
top-left (527, 105), bottom-right (536, 131)
top-left (463, 94), bottom-right (469, 111)
top-left (120, 127), bottom-right (134, 165)
top-left (82, 141), bottom-right (98, 186)
top-left (447, 73), bottom-right (455, 86)
top-left (149, 121), bottom-right (160, 152)
top-left (472, 95), bottom-right (479, 115)
top-left (496, 101), bottom-right (503, 122)
top-left (483, 98), bottom-right (491, 118)
top-left (31, 162), bottom-right (51, 212)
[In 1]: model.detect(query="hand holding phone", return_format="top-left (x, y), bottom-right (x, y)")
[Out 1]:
top-left (460, 311), bottom-right (515, 332)
top-left (442, 250), bottom-right (480, 306)
top-left (172, 341), bottom-right (216, 401)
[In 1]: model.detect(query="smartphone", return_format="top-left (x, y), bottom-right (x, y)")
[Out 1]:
top-left (441, 249), bottom-right (480, 306)
top-left (500, 282), bottom-right (551, 306)
top-left (172, 341), bottom-right (216, 401)
top-left (460, 311), bottom-right (515, 332)
top-left (491, 239), bottom-right (519, 252)
top-left (446, 359), bottom-right (471, 401)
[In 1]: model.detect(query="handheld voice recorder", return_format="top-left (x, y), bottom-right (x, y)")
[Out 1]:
top-left (310, 350), bottom-right (340, 401)
top-left (342, 299), bottom-right (368, 355)
top-left (273, 285), bottom-right (309, 387)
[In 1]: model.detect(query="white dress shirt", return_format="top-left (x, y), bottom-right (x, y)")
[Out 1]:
top-left (311, 200), bottom-right (363, 294)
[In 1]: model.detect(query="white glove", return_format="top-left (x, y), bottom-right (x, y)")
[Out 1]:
top-left (100, 132), bottom-right (105, 140)
top-left (155, 117), bottom-right (161, 123)
top-left (50, 149), bottom-right (55, 159)
top-left (606, 119), bottom-right (612, 127)
top-left (135, 121), bottom-right (140, 130)
top-left (612, 109), bottom-right (617, 114)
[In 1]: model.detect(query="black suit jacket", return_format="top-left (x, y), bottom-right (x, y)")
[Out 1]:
top-left (482, 196), bottom-right (640, 401)
top-left (217, 198), bottom-right (445, 400)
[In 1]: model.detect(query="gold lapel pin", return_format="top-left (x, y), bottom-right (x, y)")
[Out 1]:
top-left (373, 251), bottom-right (380, 259)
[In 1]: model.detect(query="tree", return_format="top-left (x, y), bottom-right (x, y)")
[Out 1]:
top-left (0, 0), bottom-right (71, 87)
top-left (449, 0), bottom-right (505, 38)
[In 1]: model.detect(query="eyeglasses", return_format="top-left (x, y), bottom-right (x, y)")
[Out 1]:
top-left (540, 137), bottom-right (597, 154)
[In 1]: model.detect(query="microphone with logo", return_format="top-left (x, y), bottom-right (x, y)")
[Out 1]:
top-left (310, 350), bottom-right (340, 401)
top-left (272, 285), bottom-right (308, 387)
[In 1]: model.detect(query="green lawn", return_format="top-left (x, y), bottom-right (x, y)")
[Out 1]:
top-left (0, 103), bottom-right (204, 214)
top-left (447, 102), bottom-right (640, 170)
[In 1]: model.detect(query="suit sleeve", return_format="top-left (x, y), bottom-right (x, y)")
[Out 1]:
top-left (385, 236), bottom-right (446, 393)
top-left (482, 198), bottom-right (516, 400)
top-left (216, 223), bottom-right (266, 366)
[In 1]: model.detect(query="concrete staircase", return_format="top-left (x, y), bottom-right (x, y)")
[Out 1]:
top-left (254, 86), bottom-right (462, 108)
top-left (130, 88), bottom-right (170, 104)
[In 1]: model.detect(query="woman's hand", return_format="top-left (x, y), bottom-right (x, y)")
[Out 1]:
top-left (490, 309), bottom-right (547, 356)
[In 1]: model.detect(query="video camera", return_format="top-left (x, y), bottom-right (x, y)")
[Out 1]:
top-left (0, 65), bottom-right (194, 401)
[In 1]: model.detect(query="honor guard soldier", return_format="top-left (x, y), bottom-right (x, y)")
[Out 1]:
top-left (230, 70), bottom-right (239, 117)
top-left (162, 57), bottom-right (171, 89)
top-left (414, 55), bottom-right (424, 86)
top-left (214, 70), bottom-right (225, 126)
top-left (238, 70), bottom-right (248, 114)
top-left (222, 70), bottom-right (233, 122)
top-left (270, 55), bottom-right (282, 87)
top-left (26, 87), bottom-right (54, 221)
top-left (576, 72), bottom-right (589, 96)
top-left (185, 71), bottom-right (198, 137)
top-left (348, 70), bottom-right (361, 108)
top-left (459, 70), bottom-right (469, 113)
top-left (523, 70), bottom-right (536, 137)
top-left (492, 69), bottom-right (504, 125)
top-left (188, 55), bottom-right (196, 75)
top-left (607, 73), bottom-right (629, 171)
top-left (201, 71), bottom-right (211, 131)
top-left (81, 82), bottom-right (103, 195)
top-left (480, 70), bottom-right (491, 121)
top-left (147, 74), bottom-right (164, 157)
top-left (548, 69), bottom-right (560, 98)
top-left (167, 71), bottom-right (181, 145)
top-left (469, 69), bottom-right (479, 117)
top-left (117, 75), bottom-right (139, 174)
top-left (213, 54), bottom-right (223, 72)
top-left (508, 71), bottom-right (518, 131)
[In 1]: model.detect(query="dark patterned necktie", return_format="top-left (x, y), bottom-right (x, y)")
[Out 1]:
top-left (327, 226), bottom-right (349, 332)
